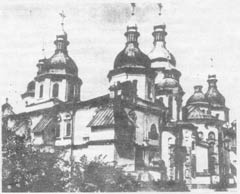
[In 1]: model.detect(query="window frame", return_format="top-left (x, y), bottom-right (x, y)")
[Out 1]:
top-left (52, 83), bottom-right (59, 98)
top-left (39, 84), bottom-right (44, 98)
top-left (55, 124), bottom-right (61, 138)
top-left (65, 122), bottom-right (71, 137)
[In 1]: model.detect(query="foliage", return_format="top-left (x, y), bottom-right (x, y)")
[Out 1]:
top-left (68, 155), bottom-right (139, 192)
top-left (2, 128), bottom-right (190, 192)
top-left (2, 130), bottom-right (69, 192)
top-left (151, 180), bottom-right (189, 192)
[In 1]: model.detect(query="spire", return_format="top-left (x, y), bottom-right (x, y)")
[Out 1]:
top-left (152, 3), bottom-right (167, 45)
top-left (54, 10), bottom-right (69, 53)
top-left (149, 3), bottom-right (176, 67)
top-left (124, 3), bottom-right (140, 44)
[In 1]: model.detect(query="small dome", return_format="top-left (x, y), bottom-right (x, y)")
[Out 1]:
top-left (114, 44), bottom-right (151, 69)
top-left (156, 77), bottom-right (178, 89)
top-left (205, 75), bottom-right (225, 107)
top-left (27, 80), bottom-right (35, 92)
top-left (205, 88), bottom-right (225, 107)
top-left (187, 85), bottom-right (208, 105)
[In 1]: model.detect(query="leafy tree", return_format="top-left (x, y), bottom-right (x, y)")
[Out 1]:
top-left (68, 155), bottom-right (139, 192)
top-left (2, 130), bottom-right (69, 192)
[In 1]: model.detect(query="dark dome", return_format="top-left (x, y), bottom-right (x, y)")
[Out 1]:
top-left (187, 86), bottom-right (208, 105)
top-left (114, 44), bottom-right (151, 69)
top-left (205, 75), bottom-right (225, 107)
top-left (27, 80), bottom-right (35, 91)
top-left (205, 87), bottom-right (225, 107)
top-left (47, 52), bottom-right (78, 75)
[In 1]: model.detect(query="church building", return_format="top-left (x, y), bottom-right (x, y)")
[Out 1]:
top-left (2, 3), bottom-right (236, 190)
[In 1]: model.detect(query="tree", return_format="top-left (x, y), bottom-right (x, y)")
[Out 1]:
top-left (2, 130), bottom-right (69, 192)
top-left (68, 155), bottom-right (139, 192)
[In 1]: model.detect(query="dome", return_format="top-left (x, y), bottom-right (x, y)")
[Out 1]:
top-left (27, 80), bottom-right (35, 92)
top-left (47, 52), bottom-right (78, 75)
top-left (148, 24), bottom-right (176, 67)
top-left (205, 87), bottom-right (225, 107)
top-left (37, 32), bottom-right (78, 76)
top-left (205, 75), bottom-right (225, 107)
top-left (114, 44), bottom-right (151, 69)
top-left (187, 85), bottom-right (208, 105)
top-left (149, 45), bottom-right (176, 66)
top-left (157, 77), bottom-right (178, 89)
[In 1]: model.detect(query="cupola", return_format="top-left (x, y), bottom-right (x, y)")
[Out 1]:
top-left (205, 75), bottom-right (225, 107)
top-left (187, 85), bottom-right (208, 105)
top-left (113, 3), bottom-right (151, 70)
top-left (148, 3), bottom-right (176, 68)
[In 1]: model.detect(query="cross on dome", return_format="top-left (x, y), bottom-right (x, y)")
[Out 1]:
top-left (131, 3), bottom-right (136, 16)
top-left (158, 3), bottom-right (163, 16)
top-left (59, 10), bottom-right (66, 32)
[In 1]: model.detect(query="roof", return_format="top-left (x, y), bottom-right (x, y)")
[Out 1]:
top-left (12, 121), bottom-right (27, 132)
top-left (114, 44), bottom-right (151, 70)
top-left (187, 105), bottom-right (213, 120)
top-left (187, 86), bottom-right (208, 105)
top-left (87, 105), bottom-right (114, 128)
top-left (33, 115), bottom-right (54, 133)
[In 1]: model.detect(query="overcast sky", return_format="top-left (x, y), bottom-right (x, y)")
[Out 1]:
top-left (0, 0), bottom-right (239, 122)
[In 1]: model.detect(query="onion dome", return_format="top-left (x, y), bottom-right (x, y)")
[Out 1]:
top-left (148, 3), bottom-right (176, 68)
top-left (21, 80), bottom-right (35, 99)
top-left (156, 70), bottom-right (179, 89)
top-left (113, 3), bottom-right (150, 70)
top-left (47, 34), bottom-right (78, 75)
top-left (205, 75), bottom-right (225, 107)
top-left (37, 12), bottom-right (78, 77)
top-left (187, 85), bottom-right (208, 105)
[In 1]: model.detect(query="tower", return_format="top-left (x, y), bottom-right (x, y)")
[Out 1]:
top-left (205, 75), bottom-right (228, 122)
top-left (107, 3), bottom-right (156, 102)
top-left (22, 11), bottom-right (82, 107)
top-left (148, 4), bottom-right (183, 121)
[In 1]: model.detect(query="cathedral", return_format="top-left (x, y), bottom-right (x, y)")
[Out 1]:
top-left (2, 3), bottom-right (237, 190)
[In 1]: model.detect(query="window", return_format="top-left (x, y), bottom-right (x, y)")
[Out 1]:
top-left (39, 85), bottom-right (43, 98)
top-left (55, 125), bottom-right (60, 138)
top-left (198, 131), bottom-right (204, 140)
top-left (192, 141), bottom-right (195, 150)
top-left (68, 84), bottom-right (74, 101)
top-left (208, 132), bottom-right (215, 140)
top-left (148, 124), bottom-right (158, 140)
top-left (66, 123), bottom-right (71, 137)
top-left (52, 83), bottom-right (59, 98)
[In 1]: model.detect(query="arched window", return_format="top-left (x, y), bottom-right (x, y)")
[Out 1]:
top-left (148, 124), bottom-right (158, 140)
top-left (208, 132), bottom-right (215, 140)
top-left (55, 124), bottom-right (60, 138)
top-left (66, 123), bottom-right (71, 137)
top-left (192, 141), bottom-right (195, 150)
top-left (52, 83), bottom-right (59, 98)
top-left (68, 84), bottom-right (74, 101)
top-left (39, 85), bottom-right (44, 98)
top-left (198, 131), bottom-right (204, 140)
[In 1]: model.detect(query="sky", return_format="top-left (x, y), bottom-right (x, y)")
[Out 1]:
top-left (0, 0), bottom-right (239, 122)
